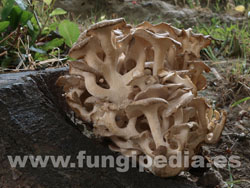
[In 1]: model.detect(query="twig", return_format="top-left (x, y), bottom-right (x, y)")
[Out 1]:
top-left (238, 82), bottom-right (250, 92)
top-left (13, 26), bottom-right (21, 46)
top-left (211, 67), bottom-right (223, 80)
top-left (36, 58), bottom-right (67, 66)
top-left (0, 30), bottom-right (16, 44)
top-left (211, 59), bottom-right (246, 65)
top-left (16, 56), bottom-right (27, 70)
top-left (0, 51), bottom-right (7, 57)
top-left (187, 60), bottom-right (212, 63)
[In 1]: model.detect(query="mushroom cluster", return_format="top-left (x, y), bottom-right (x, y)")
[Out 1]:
top-left (57, 18), bottom-right (226, 177)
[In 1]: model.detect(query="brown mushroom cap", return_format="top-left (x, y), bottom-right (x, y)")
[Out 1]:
top-left (87, 18), bottom-right (126, 31)
top-left (134, 84), bottom-right (169, 101)
top-left (126, 98), bottom-right (168, 118)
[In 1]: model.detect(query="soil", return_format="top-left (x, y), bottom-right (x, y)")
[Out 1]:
top-left (197, 61), bottom-right (250, 188)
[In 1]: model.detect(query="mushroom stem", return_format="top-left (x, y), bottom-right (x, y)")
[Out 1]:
top-left (153, 46), bottom-right (165, 75)
top-left (144, 107), bottom-right (165, 148)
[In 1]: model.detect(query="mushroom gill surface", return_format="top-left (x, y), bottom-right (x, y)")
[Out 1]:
top-left (57, 18), bottom-right (226, 177)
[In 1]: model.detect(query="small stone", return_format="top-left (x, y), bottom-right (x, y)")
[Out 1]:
top-left (197, 168), bottom-right (228, 188)
top-left (239, 110), bottom-right (247, 117)
top-left (241, 118), bottom-right (249, 127)
top-left (239, 132), bottom-right (246, 138)
top-left (235, 5), bottom-right (245, 13)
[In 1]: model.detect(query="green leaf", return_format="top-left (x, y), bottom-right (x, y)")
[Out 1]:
top-left (58, 20), bottom-right (80, 47)
top-left (28, 17), bottom-right (40, 44)
top-left (8, 5), bottom-right (22, 29)
top-left (43, 0), bottom-right (52, 6)
top-left (34, 53), bottom-right (48, 61)
top-left (20, 11), bottom-right (33, 25)
top-left (41, 27), bottom-right (50, 35)
top-left (0, 21), bottom-right (10, 32)
top-left (42, 38), bottom-right (65, 51)
top-left (29, 30), bottom-right (39, 44)
top-left (49, 8), bottom-right (67, 17)
top-left (49, 22), bottom-right (59, 31)
top-left (231, 97), bottom-right (250, 107)
top-left (30, 16), bottom-right (40, 31)
top-left (1, 0), bottom-right (15, 20)
top-left (41, 22), bottom-right (59, 35)
top-left (15, 0), bottom-right (27, 10)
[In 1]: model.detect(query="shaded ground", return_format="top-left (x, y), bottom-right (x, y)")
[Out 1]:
top-left (197, 61), bottom-right (250, 188)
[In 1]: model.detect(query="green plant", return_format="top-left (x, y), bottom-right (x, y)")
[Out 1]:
top-left (215, 0), bottom-right (221, 12)
top-left (227, 179), bottom-right (250, 188)
top-left (187, 0), bottom-right (195, 9)
top-left (234, 0), bottom-right (247, 6)
top-left (0, 0), bottom-right (80, 71)
top-left (58, 20), bottom-right (80, 47)
top-left (231, 96), bottom-right (250, 107)
top-left (194, 18), bottom-right (249, 66)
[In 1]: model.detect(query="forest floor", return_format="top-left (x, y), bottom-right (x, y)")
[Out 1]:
top-left (193, 60), bottom-right (250, 188)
